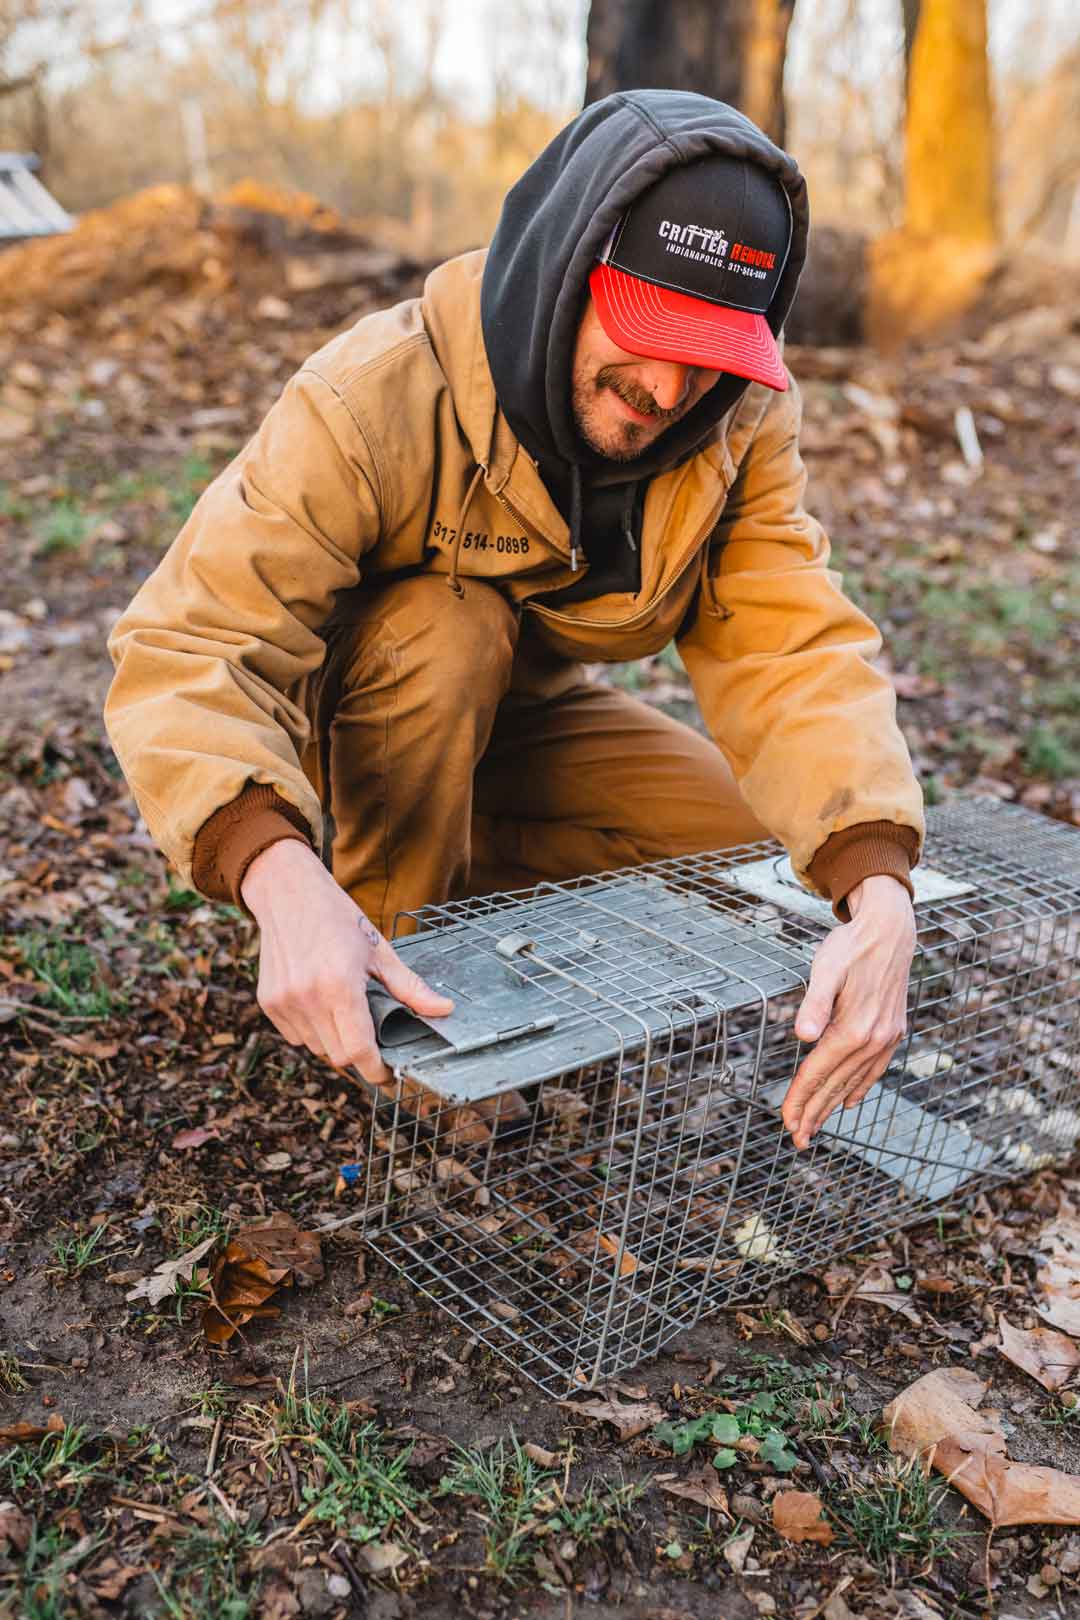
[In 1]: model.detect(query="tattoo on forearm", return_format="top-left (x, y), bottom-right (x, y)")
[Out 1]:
top-left (359, 917), bottom-right (380, 949)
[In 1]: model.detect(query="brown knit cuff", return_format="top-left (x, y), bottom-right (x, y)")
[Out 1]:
top-left (807, 820), bottom-right (920, 922)
top-left (191, 783), bottom-right (315, 908)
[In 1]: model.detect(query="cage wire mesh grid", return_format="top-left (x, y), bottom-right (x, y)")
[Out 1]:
top-left (348, 798), bottom-right (1080, 1395)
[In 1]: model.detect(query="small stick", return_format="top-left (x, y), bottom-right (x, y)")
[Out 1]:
top-left (205, 1413), bottom-right (224, 1477)
top-left (207, 1476), bottom-right (238, 1523)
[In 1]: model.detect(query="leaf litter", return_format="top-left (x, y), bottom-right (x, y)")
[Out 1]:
top-left (2, 173), bottom-right (1080, 1616)
top-left (884, 1366), bottom-right (1080, 1526)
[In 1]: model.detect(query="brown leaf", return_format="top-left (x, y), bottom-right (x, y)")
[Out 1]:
top-left (556, 1394), bottom-right (665, 1441)
top-left (52, 1032), bottom-right (120, 1059)
top-left (355, 1539), bottom-right (408, 1573)
top-left (232, 1213), bottom-right (324, 1286)
top-left (125, 1234), bottom-right (218, 1306)
top-left (0, 1502), bottom-right (32, 1552)
top-left (772, 1489), bottom-right (834, 1545)
top-left (202, 1251), bottom-right (286, 1346)
top-left (0, 1416), bottom-right (63, 1443)
top-left (659, 1468), bottom-right (730, 1514)
top-left (172, 1126), bottom-right (220, 1151)
top-left (854, 1266), bottom-right (921, 1325)
top-left (258, 1578), bottom-right (301, 1620)
top-left (1036, 1215), bottom-right (1080, 1338)
top-left (596, 1232), bottom-right (638, 1275)
top-left (88, 1556), bottom-right (143, 1600)
top-left (523, 1442), bottom-right (559, 1468)
top-left (883, 1367), bottom-right (1080, 1526)
top-left (201, 1214), bottom-right (323, 1345)
top-left (998, 1317), bottom-right (1080, 1393)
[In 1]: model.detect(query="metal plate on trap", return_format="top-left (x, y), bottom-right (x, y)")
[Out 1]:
top-left (728, 856), bottom-right (975, 926)
top-left (764, 1077), bottom-right (996, 1201)
top-left (370, 873), bottom-right (814, 1104)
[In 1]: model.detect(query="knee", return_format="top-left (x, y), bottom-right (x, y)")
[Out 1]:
top-left (335, 574), bottom-right (518, 717)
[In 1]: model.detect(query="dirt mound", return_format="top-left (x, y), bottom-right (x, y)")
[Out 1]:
top-left (0, 178), bottom-right (433, 450)
top-left (0, 176), bottom-right (423, 325)
top-left (0, 184), bottom-right (209, 316)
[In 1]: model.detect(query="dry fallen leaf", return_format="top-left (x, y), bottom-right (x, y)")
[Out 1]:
top-left (723, 1524), bottom-right (754, 1572)
top-left (556, 1394), bottom-right (665, 1441)
top-left (1036, 1215), bottom-right (1080, 1338)
top-left (124, 1234), bottom-right (218, 1307)
top-left (523, 1442), bottom-right (559, 1468)
top-left (231, 1213), bottom-right (324, 1287)
top-left (658, 1468), bottom-right (730, 1515)
top-left (0, 1502), bottom-right (32, 1553)
top-left (88, 1555), bottom-right (143, 1601)
top-left (171, 1126), bottom-right (220, 1151)
top-left (0, 1415), bottom-right (64, 1443)
top-left (202, 1214), bottom-right (323, 1344)
top-left (853, 1266), bottom-right (921, 1326)
top-left (998, 1316), bottom-right (1080, 1393)
top-left (772, 1489), bottom-right (834, 1545)
top-left (355, 1540), bottom-right (408, 1574)
top-left (883, 1366), bottom-right (1080, 1526)
top-left (596, 1232), bottom-right (638, 1275)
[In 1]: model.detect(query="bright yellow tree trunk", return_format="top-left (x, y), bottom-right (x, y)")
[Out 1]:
top-left (905, 0), bottom-right (996, 242)
top-left (870, 0), bottom-right (998, 339)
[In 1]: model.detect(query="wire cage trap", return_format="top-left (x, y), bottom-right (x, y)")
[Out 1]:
top-left (349, 797), bottom-right (1080, 1395)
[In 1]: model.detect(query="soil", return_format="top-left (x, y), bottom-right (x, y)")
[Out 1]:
top-left (2, 181), bottom-right (1080, 1619)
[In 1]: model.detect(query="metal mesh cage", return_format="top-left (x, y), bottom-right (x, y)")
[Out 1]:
top-left (348, 798), bottom-right (1080, 1395)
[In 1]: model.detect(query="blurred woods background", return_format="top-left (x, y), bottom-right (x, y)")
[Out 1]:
top-left (1, 0), bottom-right (1078, 334)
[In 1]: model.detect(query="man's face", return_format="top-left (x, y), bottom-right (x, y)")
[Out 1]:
top-left (571, 294), bottom-right (723, 462)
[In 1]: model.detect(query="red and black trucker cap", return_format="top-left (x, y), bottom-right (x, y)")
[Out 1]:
top-left (589, 154), bottom-right (793, 392)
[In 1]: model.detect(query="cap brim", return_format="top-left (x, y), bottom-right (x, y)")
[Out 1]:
top-left (589, 264), bottom-right (788, 392)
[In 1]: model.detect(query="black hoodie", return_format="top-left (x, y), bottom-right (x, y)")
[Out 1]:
top-left (480, 90), bottom-right (809, 601)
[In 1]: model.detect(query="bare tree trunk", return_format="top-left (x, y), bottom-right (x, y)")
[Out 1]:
top-left (904, 0), bottom-right (995, 242)
top-left (869, 0), bottom-right (997, 339)
top-left (584, 0), bottom-right (795, 147)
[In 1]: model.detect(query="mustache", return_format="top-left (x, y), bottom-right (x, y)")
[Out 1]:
top-left (595, 365), bottom-right (686, 421)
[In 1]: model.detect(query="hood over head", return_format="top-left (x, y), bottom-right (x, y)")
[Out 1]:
top-left (480, 89), bottom-right (809, 496)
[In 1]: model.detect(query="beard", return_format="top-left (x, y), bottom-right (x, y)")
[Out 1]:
top-left (571, 364), bottom-right (686, 462)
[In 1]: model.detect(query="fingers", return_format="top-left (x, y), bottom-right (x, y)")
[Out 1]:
top-left (794, 935), bottom-right (846, 1044)
top-left (373, 938), bottom-right (454, 1017)
top-left (782, 1010), bottom-right (906, 1149)
top-left (329, 1001), bottom-right (395, 1091)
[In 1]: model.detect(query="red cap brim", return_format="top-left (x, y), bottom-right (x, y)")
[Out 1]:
top-left (589, 263), bottom-right (788, 392)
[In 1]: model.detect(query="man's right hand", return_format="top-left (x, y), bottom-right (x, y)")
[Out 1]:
top-left (240, 839), bottom-right (453, 1089)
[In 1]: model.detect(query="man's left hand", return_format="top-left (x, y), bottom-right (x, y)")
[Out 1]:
top-left (781, 874), bottom-right (916, 1151)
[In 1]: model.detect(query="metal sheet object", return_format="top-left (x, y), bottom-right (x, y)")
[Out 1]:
top-left (0, 154), bottom-right (73, 242)
top-left (341, 798), bottom-right (1080, 1396)
top-left (373, 875), bottom-right (813, 1103)
top-left (763, 1078), bottom-right (997, 1201)
top-left (727, 854), bottom-right (975, 924)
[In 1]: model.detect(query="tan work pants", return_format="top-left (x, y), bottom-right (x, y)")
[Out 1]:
top-left (298, 575), bottom-right (767, 937)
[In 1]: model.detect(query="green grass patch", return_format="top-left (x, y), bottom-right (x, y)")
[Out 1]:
top-left (439, 1436), bottom-right (557, 1580)
top-left (1024, 723), bottom-right (1080, 780)
top-left (46, 1221), bottom-right (112, 1280)
top-left (152, 1514), bottom-right (264, 1620)
top-left (20, 931), bottom-right (120, 1018)
top-left (33, 498), bottom-right (94, 556)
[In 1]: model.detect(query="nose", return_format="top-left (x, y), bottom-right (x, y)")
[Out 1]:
top-left (638, 360), bottom-right (694, 413)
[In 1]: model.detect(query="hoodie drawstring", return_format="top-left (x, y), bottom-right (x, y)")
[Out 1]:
top-left (446, 463), bottom-right (486, 597)
top-left (621, 483), bottom-right (638, 553)
top-left (569, 464), bottom-right (582, 572)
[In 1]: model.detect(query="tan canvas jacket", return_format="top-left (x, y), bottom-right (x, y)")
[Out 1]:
top-left (105, 249), bottom-right (924, 910)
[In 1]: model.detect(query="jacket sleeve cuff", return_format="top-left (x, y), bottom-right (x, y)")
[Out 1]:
top-left (807, 819), bottom-right (919, 922)
top-left (191, 783), bottom-right (316, 909)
